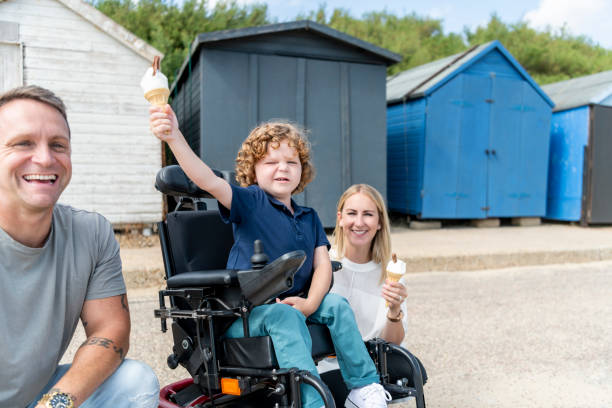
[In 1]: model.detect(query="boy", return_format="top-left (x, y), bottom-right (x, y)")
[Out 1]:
top-left (150, 106), bottom-right (390, 408)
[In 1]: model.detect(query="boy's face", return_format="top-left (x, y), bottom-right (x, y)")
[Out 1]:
top-left (254, 140), bottom-right (301, 204)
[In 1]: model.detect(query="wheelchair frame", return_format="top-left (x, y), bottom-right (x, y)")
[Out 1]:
top-left (153, 165), bottom-right (426, 408)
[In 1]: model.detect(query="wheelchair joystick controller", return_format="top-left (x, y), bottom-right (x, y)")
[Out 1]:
top-left (250, 239), bottom-right (269, 269)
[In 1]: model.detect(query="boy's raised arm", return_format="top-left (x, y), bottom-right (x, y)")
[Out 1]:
top-left (149, 105), bottom-right (232, 209)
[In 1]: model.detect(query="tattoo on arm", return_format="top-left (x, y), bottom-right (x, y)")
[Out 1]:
top-left (79, 337), bottom-right (125, 360)
top-left (121, 294), bottom-right (129, 313)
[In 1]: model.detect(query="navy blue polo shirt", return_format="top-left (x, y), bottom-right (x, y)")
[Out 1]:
top-left (219, 184), bottom-right (329, 296)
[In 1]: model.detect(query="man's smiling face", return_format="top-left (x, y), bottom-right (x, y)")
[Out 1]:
top-left (0, 99), bottom-right (72, 214)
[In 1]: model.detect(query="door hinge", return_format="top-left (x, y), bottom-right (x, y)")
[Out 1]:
top-left (481, 206), bottom-right (490, 211)
top-left (485, 99), bottom-right (494, 103)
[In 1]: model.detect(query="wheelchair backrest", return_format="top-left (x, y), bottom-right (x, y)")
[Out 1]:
top-left (165, 210), bottom-right (234, 278)
top-left (156, 165), bottom-right (236, 278)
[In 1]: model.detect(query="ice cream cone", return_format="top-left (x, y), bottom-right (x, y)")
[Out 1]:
top-left (141, 56), bottom-right (169, 106)
top-left (144, 88), bottom-right (169, 106)
top-left (386, 253), bottom-right (406, 307)
top-left (386, 270), bottom-right (403, 283)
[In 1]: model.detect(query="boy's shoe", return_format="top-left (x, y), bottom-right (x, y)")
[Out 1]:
top-left (345, 383), bottom-right (392, 408)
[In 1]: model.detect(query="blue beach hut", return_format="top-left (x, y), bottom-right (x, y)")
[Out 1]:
top-left (386, 41), bottom-right (554, 220)
top-left (542, 71), bottom-right (612, 224)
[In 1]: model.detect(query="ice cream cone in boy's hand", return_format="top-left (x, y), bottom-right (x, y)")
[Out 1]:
top-left (386, 253), bottom-right (406, 306)
top-left (141, 56), bottom-right (169, 106)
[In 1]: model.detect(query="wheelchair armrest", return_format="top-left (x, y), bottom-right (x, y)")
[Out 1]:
top-left (237, 250), bottom-right (306, 306)
top-left (166, 270), bottom-right (238, 288)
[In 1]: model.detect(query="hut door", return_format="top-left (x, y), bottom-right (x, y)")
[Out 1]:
top-left (0, 42), bottom-right (22, 92)
top-left (487, 76), bottom-right (525, 217)
top-left (583, 105), bottom-right (612, 223)
top-left (487, 77), bottom-right (549, 217)
top-left (456, 74), bottom-right (490, 218)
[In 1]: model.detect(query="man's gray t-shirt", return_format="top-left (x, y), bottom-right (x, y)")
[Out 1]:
top-left (0, 204), bottom-right (126, 407)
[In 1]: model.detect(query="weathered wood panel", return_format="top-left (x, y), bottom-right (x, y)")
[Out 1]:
top-left (0, 0), bottom-right (162, 224)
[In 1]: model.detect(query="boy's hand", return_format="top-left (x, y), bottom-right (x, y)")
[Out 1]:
top-left (276, 296), bottom-right (316, 317)
top-left (149, 104), bottom-right (180, 143)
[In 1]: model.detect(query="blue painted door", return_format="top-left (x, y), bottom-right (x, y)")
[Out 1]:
top-left (488, 77), bottom-right (549, 217)
top-left (456, 74), bottom-right (490, 218)
top-left (487, 75), bottom-right (523, 216)
top-left (545, 107), bottom-right (590, 221)
top-left (422, 73), bottom-right (489, 218)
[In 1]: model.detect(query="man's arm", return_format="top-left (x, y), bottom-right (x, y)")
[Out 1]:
top-left (36, 294), bottom-right (130, 407)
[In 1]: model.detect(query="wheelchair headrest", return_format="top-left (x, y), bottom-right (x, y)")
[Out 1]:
top-left (155, 165), bottom-right (235, 198)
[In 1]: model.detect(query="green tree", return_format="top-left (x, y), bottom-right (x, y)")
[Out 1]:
top-left (465, 15), bottom-right (612, 84)
top-left (300, 6), bottom-right (467, 76)
top-left (91, 1), bottom-right (612, 85)
top-left (89, 0), bottom-right (269, 85)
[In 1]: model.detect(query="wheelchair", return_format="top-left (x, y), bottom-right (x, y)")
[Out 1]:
top-left (153, 165), bottom-right (426, 408)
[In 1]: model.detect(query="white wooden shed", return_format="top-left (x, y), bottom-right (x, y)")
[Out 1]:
top-left (0, 0), bottom-right (162, 225)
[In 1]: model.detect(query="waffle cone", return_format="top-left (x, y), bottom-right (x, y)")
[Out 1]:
top-left (144, 88), bottom-right (169, 106)
top-left (386, 271), bottom-right (404, 307)
top-left (386, 271), bottom-right (403, 283)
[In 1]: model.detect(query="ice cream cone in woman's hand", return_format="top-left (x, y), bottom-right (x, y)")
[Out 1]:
top-left (386, 253), bottom-right (406, 306)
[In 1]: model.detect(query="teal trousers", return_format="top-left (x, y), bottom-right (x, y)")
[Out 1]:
top-left (224, 293), bottom-right (379, 408)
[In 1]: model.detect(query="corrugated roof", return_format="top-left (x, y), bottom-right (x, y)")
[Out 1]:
top-left (387, 40), bottom-right (554, 107)
top-left (541, 70), bottom-right (612, 112)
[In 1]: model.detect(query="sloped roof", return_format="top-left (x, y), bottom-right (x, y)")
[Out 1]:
top-left (541, 70), bottom-right (612, 112)
top-left (387, 40), bottom-right (554, 107)
top-left (195, 20), bottom-right (401, 64)
top-left (0, 0), bottom-right (162, 62)
top-left (171, 20), bottom-right (401, 91)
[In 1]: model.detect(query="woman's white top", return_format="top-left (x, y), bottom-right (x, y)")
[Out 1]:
top-left (318, 249), bottom-right (409, 373)
top-left (329, 249), bottom-right (409, 339)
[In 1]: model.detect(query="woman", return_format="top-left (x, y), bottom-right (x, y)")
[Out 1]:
top-left (320, 184), bottom-right (427, 404)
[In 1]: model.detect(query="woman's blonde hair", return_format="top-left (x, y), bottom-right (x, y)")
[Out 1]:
top-left (332, 184), bottom-right (392, 284)
top-left (235, 121), bottom-right (314, 194)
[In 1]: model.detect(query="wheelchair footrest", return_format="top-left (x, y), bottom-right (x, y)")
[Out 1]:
top-left (169, 382), bottom-right (205, 407)
top-left (222, 336), bottom-right (278, 369)
top-left (384, 383), bottom-right (417, 399)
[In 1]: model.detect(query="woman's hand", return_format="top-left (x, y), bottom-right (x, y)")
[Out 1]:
top-left (277, 296), bottom-right (316, 317)
top-left (149, 105), bottom-right (179, 143)
top-left (382, 280), bottom-right (407, 315)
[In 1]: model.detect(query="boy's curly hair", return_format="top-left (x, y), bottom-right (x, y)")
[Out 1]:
top-left (235, 122), bottom-right (314, 194)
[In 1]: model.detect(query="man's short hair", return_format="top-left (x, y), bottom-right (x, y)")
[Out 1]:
top-left (0, 85), bottom-right (70, 135)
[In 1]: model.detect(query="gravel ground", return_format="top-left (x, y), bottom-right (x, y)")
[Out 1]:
top-left (61, 261), bottom-right (612, 407)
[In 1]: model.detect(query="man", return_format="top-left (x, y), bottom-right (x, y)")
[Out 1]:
top-left (0, 85), bottom-right (159, 407)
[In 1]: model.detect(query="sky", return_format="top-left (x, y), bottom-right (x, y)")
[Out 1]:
top-left (207, 0), bottom-right (612, 49)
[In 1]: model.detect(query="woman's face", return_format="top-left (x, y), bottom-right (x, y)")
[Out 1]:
top-left (337, 192), bottom-right (381, 252)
